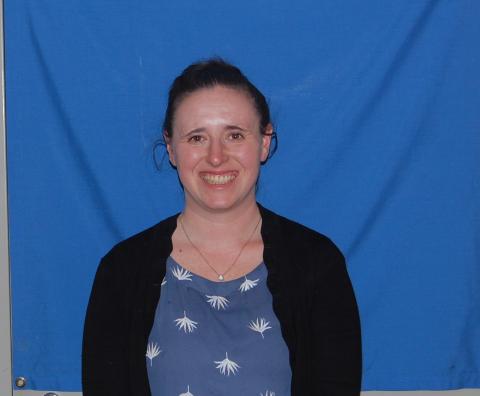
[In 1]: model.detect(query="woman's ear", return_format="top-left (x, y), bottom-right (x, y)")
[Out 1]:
top-left (164, 131), bottom-right (177, 167)
top-left (260, 123), bottom-right (273, 163)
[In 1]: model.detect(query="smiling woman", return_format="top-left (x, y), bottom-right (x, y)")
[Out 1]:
top-left (165, 85), bottom-right (271, 216)
top-left (82, 58), bottom-right (362, 396)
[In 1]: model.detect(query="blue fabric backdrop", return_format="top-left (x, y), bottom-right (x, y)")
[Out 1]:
top-left (5, 0), bottom-right (480, 391)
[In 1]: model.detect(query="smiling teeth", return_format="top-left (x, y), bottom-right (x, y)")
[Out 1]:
top-left (202, 174), bottom-right (236, 185)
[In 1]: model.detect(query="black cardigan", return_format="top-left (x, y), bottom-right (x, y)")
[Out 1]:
top-left (82, 204), bottom-right (362, 395)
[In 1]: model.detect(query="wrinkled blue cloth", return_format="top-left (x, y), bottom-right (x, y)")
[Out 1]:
top-left (7, 0), bottom-right (480, 391)
top-left (147, 257), bottom-right (291, 396)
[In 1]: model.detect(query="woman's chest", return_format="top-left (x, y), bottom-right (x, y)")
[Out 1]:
top-left (146, 257), bottom-right (292, 396)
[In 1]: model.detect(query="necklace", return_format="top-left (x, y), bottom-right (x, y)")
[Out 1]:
top-left (178, 214), bottom-right (262, 281)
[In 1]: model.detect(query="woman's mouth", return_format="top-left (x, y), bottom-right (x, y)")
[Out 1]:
top-left (200, 172), bottom-right (237, 185)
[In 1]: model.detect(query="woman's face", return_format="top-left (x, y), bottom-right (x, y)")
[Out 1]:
top-left (166, 85), bottom-right (272, 214)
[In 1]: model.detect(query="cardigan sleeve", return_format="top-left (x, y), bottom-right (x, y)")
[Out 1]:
top-left (309, 243), bottom-right (362, 395)
top-left (82, 250), bottom-right (131, 396)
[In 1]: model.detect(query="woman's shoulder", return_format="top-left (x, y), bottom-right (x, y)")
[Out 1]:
top-left (100, 212), bottom-right (179, 268)
top-left (259, 203), bottom-right (343, 260)
top-left (259, 204), bottom-right (349, 297)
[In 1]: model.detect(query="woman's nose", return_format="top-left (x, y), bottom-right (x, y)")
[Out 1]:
top-left (207, 139), bottom-right (227, 166)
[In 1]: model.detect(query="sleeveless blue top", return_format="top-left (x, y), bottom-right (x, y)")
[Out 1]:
top-left (146, 256), bottom-right (292, 396)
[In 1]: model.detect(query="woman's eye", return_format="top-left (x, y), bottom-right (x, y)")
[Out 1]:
top-left (188, 135), bottom-right (204, 143)
top-left (229, 132), bottom-right (245, 141)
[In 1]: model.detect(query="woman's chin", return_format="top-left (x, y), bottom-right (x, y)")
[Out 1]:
top-left (189, 193), bottom-right (255, 214)
top-left (202, 200), bottom-right (241, 212)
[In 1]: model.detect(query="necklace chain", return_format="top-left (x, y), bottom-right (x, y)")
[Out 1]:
top-left (178, 214), bottom-right (262, 281)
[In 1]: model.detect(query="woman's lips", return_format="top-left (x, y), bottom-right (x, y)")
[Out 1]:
top-left (200, 171), bottom-right (238, 185)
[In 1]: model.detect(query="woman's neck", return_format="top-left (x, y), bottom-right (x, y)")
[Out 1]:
top-left (179, 199), bottom-right (261, 250)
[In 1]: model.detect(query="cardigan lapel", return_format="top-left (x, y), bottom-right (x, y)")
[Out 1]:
top-left (258, 203), bottom-right (297, 371)
top-left (144, 212), bottom-right (179, 332)
top-left (131, 212), bottom-right (179, 396)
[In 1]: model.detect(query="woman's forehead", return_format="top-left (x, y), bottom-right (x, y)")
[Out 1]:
top-left (178, 85), bottom-right (254, 109)
top-left (173, 86), bottom-right (260, 131)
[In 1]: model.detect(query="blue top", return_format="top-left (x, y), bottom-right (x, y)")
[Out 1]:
top-left (146, 256), bottom-right (292, 396)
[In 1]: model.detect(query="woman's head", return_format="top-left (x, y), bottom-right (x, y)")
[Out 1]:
top-left (161, 58), bottom-right (276, 213)
top-left (163, 58), bottom-right (276, 158)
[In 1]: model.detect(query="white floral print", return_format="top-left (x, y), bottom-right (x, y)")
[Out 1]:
top-left (174, 311), bottom-right (198, 333)
top-left (260, 391), bottom-right (275, 396)
top-left (206, 295), bottom-right (229, 310)
top-left (214, 352), bottom-right (241, 376)
top-left (239, 276), bottom-right (259, 292)
top-left (248, 317), bottom-right (272, 338)
top-left (145, 342), bottom-right (161, 366)
top-left (172, 266), bottom-right (193, 281)
top-left (179, 385), bottom-right (194, 396)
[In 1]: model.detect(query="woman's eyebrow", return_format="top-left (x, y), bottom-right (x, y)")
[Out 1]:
top-left (184, 125), bottom-right (248, 136)
top-left (224, 124), bottom-right (248, 131)
top-left (183, 127), bottom-right (206, 136)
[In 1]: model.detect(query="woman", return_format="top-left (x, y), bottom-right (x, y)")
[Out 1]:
top-left (82, 58), bottom-right (362, 395)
